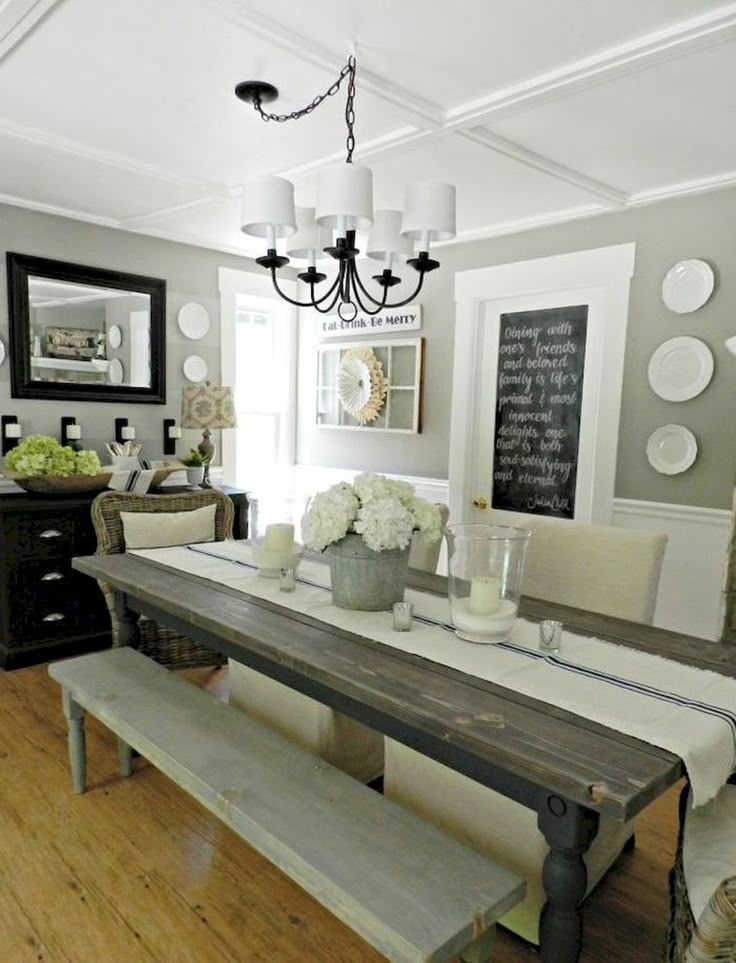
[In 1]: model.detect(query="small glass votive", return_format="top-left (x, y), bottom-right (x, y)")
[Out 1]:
top-left (279, 567), bottom-right (296, 592)
top-left (393, 601), bottom-right (414, 632)
top-left (539, 619), bottom-right (562, 654)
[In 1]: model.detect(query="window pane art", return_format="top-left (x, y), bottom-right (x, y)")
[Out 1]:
top-left (315, 338), bottom-right (424, 433)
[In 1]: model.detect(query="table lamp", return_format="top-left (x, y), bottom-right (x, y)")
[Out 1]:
top-left (180, 382), bottom-right (237, 487)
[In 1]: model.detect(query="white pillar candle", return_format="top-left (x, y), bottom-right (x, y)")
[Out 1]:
top-left (263, 523), bottom-right (294, 553)
top-left (167, 425), bottom-right (182, 439)
top-left (4, 423), bottom-right (21, 438)
top-left (120, 426), bottom-right (136, 440)
top-left (451, 598), bottom-right (518, 643)
top-left (66, 424), bottom-right (82, 440)
top-left (469, 576), bottom-right (501, 615)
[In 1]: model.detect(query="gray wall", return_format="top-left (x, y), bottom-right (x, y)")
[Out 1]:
top-left (297, 186), bottom-right (736, 509)
top-left (0, 203), bottom-right (261, 463)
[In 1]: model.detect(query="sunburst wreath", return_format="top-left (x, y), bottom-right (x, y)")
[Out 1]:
top-left (337, 347), bottom-right (388, 425)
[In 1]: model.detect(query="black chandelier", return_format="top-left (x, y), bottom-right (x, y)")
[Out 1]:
top-left (236, 56), bottom-right (456, 321)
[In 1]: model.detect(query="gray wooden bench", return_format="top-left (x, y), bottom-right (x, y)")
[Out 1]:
top-left (49, 648), bottom-right (524, 963)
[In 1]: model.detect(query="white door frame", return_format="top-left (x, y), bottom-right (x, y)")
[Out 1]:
top-left (450, 243), bottom-right (636, 525)
top-left (218, 267), bottom-right (297, 487)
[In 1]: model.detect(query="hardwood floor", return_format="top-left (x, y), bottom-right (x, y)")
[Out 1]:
top-left (0, 662), bottom-right (678, 962)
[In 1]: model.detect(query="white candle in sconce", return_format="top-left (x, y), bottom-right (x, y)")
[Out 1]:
top-left (469, 576), bottom-right (501, 615)
top-left (263, 523), bottom-right (295, 553)
top-left (167, 425), bottom-right (182, 439)
top-left (120, 426), bottom-right (136, 440)
top-left (4, 423), bottom-right (21, 439)
top-left (66, 424), bottom-right (82, 440)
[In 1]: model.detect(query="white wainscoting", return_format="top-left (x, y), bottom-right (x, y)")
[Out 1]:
top-left (293, 465), bottom-right (732, 642)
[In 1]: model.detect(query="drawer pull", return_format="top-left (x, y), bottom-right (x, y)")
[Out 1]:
top-left (42, 612), bottom-right (66, 623)
top-left (41, 571), bottom-right (64, 582)
top-left (39, 529), bottom-right (63, 540)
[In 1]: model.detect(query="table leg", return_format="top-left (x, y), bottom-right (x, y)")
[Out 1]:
top-left (538, 793), bottom-right (599, 963)
top-left (114, 590), bottom-right (140, 648)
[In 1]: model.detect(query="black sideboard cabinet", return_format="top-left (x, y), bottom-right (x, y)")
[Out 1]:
top-left (0, 487), bottom-right (248, 670)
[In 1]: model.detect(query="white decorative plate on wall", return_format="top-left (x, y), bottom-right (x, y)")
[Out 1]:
top-left (183, 354), bottom-right (207, 383)
top-left (108, 324), bottom-right (122, 349)
top-left (646, 424), bottom-right (698, 475)
top-left (0, 338), bottom-right (5, 366)
top-left (647, 336), bottom-right (714, 401)
top-left (661, 259), bottom-right (715, 313)
top-left (178, 302), bottom-right (210, 340)
top-left (108, 357), bottom-right (124, 384)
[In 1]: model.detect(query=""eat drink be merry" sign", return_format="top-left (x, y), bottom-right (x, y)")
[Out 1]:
top-left (320, 304), bottom-right (422, 337)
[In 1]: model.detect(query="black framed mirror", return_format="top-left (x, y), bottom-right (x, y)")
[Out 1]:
top-left (6, 252), bottom-right (166, 404)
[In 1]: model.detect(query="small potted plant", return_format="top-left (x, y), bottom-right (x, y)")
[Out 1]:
top-left (179, 448), bottom-right (209, 487)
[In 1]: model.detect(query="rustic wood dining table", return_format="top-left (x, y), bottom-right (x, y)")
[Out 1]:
top-left (72, 551), bottom-right (736, 963)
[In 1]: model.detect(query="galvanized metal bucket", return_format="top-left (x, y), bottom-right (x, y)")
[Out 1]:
top-left (326, 533), bottom-right (410, 611)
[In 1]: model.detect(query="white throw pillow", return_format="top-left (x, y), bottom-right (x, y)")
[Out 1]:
top-left (120, 503), bottom-right (217, 550)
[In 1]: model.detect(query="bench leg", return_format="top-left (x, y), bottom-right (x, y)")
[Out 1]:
top-left (459, 926), bottom-right (496, 963)
top-left (61, 689), bottom-right (86, 794)
top-left (118, 738), bottom-right (133, 777)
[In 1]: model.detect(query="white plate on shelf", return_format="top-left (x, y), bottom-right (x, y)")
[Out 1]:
top-left (661, 259), bottom-right (714, 313)
top-left (646, 424), bottom-right (698, 475)
top-left (183, 354), bottom-right (207, 383)
top-left (108, 324), bottom-right (122, 349)
top-left (178, 302), bottom-right (210, 340)
top-left (108, 357), bottom-right (124, 384)
top-left (647, 336), bottom-right (714, 401)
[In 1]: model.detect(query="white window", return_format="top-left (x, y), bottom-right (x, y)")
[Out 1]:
top-left (219, 268), bottom-right (296, 495)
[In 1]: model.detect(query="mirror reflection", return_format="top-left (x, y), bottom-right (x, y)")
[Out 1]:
top-left (28, 277), bottom-right (151, 388)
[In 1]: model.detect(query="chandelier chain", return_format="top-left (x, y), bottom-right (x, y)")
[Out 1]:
top-left (252, 56), bottom-right (357, 160)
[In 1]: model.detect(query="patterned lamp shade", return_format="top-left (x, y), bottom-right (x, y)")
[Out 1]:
top-left (180, 384), bottom-right (237, 430)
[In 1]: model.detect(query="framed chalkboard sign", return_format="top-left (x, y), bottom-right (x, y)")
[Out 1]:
top-left (492, 304), bottom-right (588, 519)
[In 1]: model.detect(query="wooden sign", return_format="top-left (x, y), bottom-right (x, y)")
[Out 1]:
top-left (320, 304), bottom-right (422, 338)
top-left (492, 305), bottom-right (588, 519)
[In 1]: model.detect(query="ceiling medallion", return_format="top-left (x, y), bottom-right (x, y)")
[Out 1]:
top-left (236, 55), bottom-right (456, 321)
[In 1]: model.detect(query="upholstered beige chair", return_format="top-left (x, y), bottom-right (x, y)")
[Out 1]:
top-left (384, 519), bottom-right (668, 944)
top-left (228, 505), bottom-right (450, 782)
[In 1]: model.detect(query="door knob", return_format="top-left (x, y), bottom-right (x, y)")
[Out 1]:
top-left (472, 496), bottom-right (488, 510)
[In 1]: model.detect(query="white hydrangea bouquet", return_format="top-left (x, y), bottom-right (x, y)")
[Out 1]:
top-left (302, 472), bottom-right (443, 554)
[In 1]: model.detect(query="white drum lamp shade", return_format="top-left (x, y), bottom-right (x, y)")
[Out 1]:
top-left (366, 210), bottom-right (414, 261)
top-left (401, 182), bottom-right (456, 242)
top-left (287, 207), bottom-right (332, 260)
top-left (315, 163), bottom-right (374, 231)
top-left (240, 175), bottom-right (297, 239)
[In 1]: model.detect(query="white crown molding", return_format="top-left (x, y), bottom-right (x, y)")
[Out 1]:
top-left (0, 190), bottom-right (121, 228)
top-left (0, 0), bottom-right (62, 63)
top-left (119, 194), bottom-right (231, 228)
top-left (628, 170), bottom-right (736, 206)
top-left (433, 203), bottom-right (607, 248)
top-left (460, 127), bottom-right (627, 206)
top-left (0, 116), bottom-right (232, 198)
top-left (443, 4), bottom-right (736, 130)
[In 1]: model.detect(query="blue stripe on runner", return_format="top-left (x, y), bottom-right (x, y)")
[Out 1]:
top-left (183, 542), bottom-right (736, 764)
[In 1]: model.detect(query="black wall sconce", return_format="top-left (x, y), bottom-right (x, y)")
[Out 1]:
top-left (114, 417), bottom-right (136, 445)
top-left (163, 418), bottom-right (181, 456)
top-left (1, 416), bottom-right (22, 456)
top-left (61, 416), bottom-right (82, 449)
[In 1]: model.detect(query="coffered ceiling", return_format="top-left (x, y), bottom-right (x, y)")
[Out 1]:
top-left (1, 0), bottom-right (735, 257)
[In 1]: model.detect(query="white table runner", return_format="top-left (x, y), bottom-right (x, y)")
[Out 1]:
top-left (132, 541), bottom-right (736, 807)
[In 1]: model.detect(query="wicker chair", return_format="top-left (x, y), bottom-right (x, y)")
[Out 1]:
top-left (667, 783), bottom-right (736, 962)
top-left (91, 489), bottom-right (234, 669)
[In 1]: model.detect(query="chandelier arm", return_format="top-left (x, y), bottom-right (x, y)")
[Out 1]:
top-left (310, 285), bottom-right (344, 314)
top-left (268, 269), bottom-right (341, 308)
top-left (350, 267), bottom-right (390, 316)
top-left (381, 272), bottom-right (428, 310)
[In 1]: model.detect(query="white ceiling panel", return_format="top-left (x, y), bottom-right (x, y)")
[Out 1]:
top-left (0, 0), bottom-right (410, 185)
top-left (487, 39), bottom-right (736, 194)
top-left (244, 0), bottom-right (733, 108)
top-left (0, 130), bottom-right (202, 219)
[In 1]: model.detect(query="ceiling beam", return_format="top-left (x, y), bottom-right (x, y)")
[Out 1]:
top-left (460, 128), bottom-right (628, 206)
top-left (0, 0), bottom-right (64, 63)
top-left (443, 4), bottom-right (736, 130)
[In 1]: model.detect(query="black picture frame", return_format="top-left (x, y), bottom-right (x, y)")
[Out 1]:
top-left (6, 252), bottom-right (167, 404)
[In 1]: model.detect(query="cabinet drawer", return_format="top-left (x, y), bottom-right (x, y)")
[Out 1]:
top-left (10, 563), bottom-right (108, 643)
top-left (5, 513), bottom-right (75, 560)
